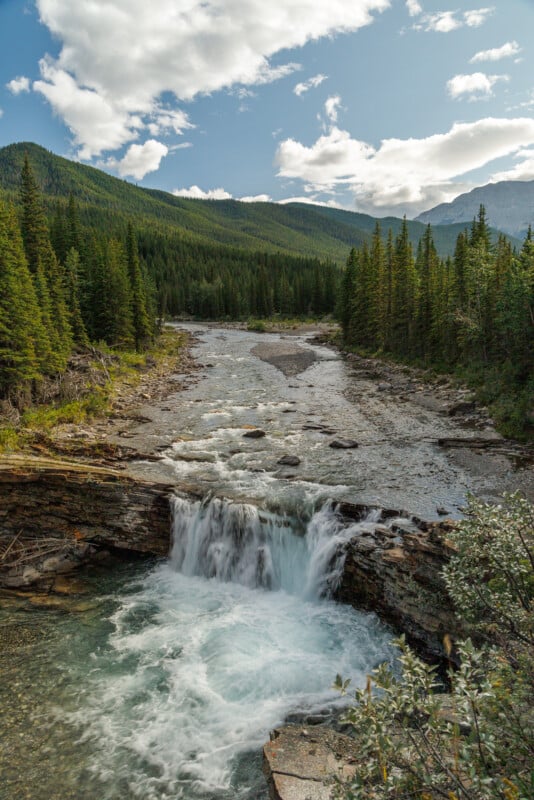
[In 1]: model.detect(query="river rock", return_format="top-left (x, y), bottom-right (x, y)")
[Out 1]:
top-left (263, 725), bottom-right (358, 800)
top-left (243, 429), bottom-right (266, 438)
top-left (277, 455), bottom-right (301, 467)
top-left (447, 400), bottom-right (476, 416)
top-left (329, 439), bottom-right (358, 449)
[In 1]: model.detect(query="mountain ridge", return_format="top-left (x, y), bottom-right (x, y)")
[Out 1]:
top-left (416, 179), bottom-right (534, 237)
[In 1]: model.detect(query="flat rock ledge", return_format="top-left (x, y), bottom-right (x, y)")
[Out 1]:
top-left (263, 725), bottom-right (358, 800)
top-left (0, 455), bottom-right (176, 590)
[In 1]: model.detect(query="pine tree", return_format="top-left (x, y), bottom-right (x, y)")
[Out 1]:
top-left (392, 217), bottom-right (416, 356)
top-left (100, 239), bottom-right (134, 346)
top-left (0, 201), bottom-right (48, 399)
top-left (126, 223), bottom-right (152, 351)
top-left (415, 224), bottom-right (439, 359)
top-left (339, 248), bottom-right (358, 339)
top-left (19, 154), bottom-right (73, 371)
top-left (64, 248), bottom-right (89, 348)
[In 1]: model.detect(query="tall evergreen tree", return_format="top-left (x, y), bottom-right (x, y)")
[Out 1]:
top-left (0, 201), bottom-right (48, 399)
top-left (19, 154), bottom-right (73, 371)
top-left (64, 248), bottom-right (89, 348)
top-left (126, 223), bottom-right (152, 351)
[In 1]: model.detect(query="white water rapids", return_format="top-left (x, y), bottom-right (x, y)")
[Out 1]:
top-left (64, 497), bottom-right (394, 800)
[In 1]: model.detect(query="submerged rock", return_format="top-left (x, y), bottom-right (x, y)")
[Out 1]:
top-left (243, 429), bottom-right (266, 439)
top-left (277, 455), bottom-right (301, 466)
top-left (329, 439), bottom-right (358, 449)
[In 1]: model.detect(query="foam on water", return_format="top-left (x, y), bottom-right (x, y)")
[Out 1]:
top-left (67, 497), bottom-right (394, 799)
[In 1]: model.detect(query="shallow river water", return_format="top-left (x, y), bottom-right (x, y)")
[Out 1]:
top-left (2, 324), bottom-right (530, 799)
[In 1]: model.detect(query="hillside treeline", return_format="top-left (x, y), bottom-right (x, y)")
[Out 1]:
top-left (138, 230), bottom-right (338, 319)
top-left (339, 210), bottom-right (534, 436)
top-left (0, 157), bottom-right (154, 401)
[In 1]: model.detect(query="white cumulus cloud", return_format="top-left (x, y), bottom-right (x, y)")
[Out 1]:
top-left (173, 186), bottom-right (234, 200)
top-left (6, 76), bottom-right (30, 95)
top-left (107, 140), bottom-right (169, 180)
top-left (239, 194), bottom-right (272, 202)
top-left (34, 0), bottom-right (389, 158)
top-left (275, 117), bottom-right (534, 215)
top-left (294, 74), bottom-right (327, 97)
top-left (414, 6), bottom-right (493, 33)
top-left (406, 0), bottom-right (422, 17)
top-left (34, 58), bottom-right (143, 159)
top-left (447, 72), bottom-right (508, 100)
top-left (470, 41), bottom-right (521, 63)
top-left (464, 7), bottom-right (494, 27)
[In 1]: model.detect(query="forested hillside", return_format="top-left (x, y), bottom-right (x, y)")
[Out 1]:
top-left (339, 211), bottom-right (534, 437)
top-left (0, 142), bottom-right (513, 262)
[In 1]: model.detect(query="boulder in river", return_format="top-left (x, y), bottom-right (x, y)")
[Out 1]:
top-left (243, 429), bottom-right (266, 439)
top-left (277, 455), bottom-right (301, 467)
top-left (329, 439), bottom-right (358, 449)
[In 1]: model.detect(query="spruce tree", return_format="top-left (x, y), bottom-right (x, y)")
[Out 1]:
top-left (19, 154), bottom-right (73, 371)
top-left (64, 248), bottom-right (89, 348)
top-left (0, 201), bottom-right (47, 399)
top-left (126, 223), bottom-right (152, 351)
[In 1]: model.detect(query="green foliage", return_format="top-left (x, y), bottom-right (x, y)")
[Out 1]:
top-left (247, 318), bottom-right (267, 332)
top-left (0, 200), bottom-right (45, 400)
top-left (336, 494), bottom-right (534, 800)
top-left (443, 493), bottom-right (534, 653)
top-left (1, 142), bottom-right (496, 266)
top-left (21, 392), bottom-right (110, 429)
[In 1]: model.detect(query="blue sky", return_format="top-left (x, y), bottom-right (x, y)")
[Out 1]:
top-left (1, 0), bottom-right (533, 217)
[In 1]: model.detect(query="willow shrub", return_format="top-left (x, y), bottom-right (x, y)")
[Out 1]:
top-left (336, 493), bottom-right (534, 800)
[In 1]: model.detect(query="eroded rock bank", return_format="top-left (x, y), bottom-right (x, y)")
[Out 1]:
top-left (336, 502), bottom-right (460, 661)
top-left (0, 456), bottom-right (177, 590)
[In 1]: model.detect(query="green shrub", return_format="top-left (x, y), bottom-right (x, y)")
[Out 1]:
top-left (247, 318), bottom-right (266, 332)
top-left (336, 493), bottom-right (534, 800)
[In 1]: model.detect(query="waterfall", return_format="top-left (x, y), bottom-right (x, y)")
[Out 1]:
top-left (170, 495), bottom-right (380, 600)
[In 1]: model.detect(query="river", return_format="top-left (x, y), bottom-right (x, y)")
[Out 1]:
top-left (2, 324), bottom-right (531, 799)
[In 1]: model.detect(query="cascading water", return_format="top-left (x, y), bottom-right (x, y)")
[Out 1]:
top-left (60, 496), bottom-right (395, 800)
top-left (170, 495), bottom-right (381, 599)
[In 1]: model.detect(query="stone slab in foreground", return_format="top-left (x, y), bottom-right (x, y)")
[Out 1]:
top-left (263, 725), bottom-right (358, 800)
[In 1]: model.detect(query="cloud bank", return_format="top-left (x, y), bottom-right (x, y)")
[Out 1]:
top-left (32, 0), bottom-right (389, 160)
top-left (275, 117), bottom-right (534, 215)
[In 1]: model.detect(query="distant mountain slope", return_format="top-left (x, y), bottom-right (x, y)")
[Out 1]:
top-left (289, 204), bottom-right (490, 259)
top-left (0, 142), bottom-right (518, 260)
top-left (416, 180), bottom-right (534, 237)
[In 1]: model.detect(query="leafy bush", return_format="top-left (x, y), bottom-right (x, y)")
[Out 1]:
top-left (247, 318), bottom-right (267, 332)
top-left (336, 493), bottom-right (534, 800)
